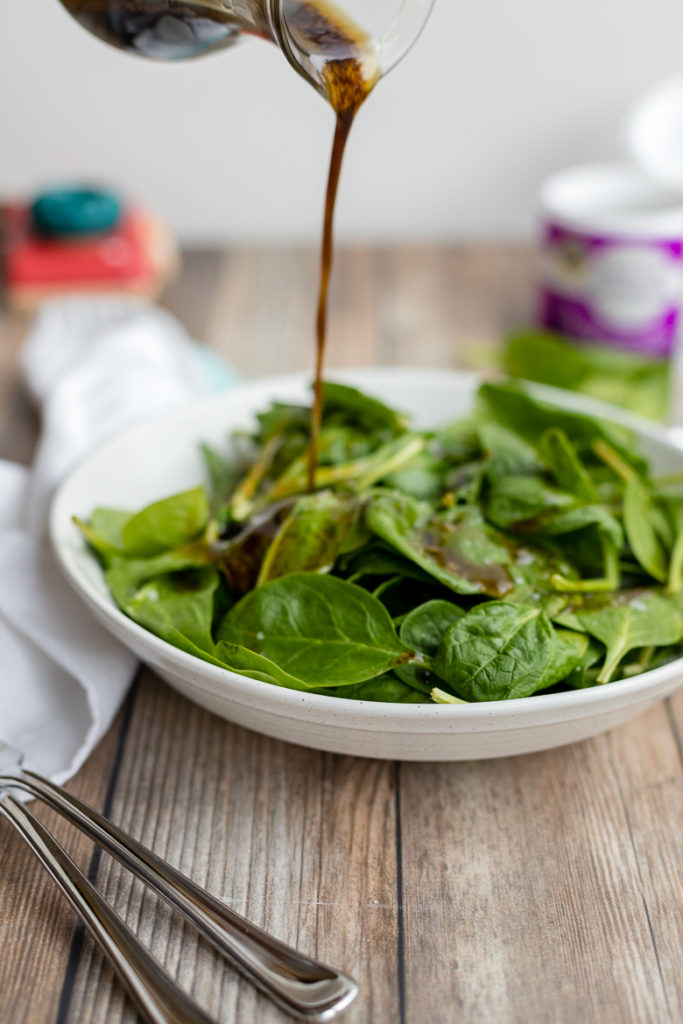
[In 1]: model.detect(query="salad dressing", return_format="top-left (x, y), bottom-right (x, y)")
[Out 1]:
top-left (286, 1), bottom-right (380, 489)
top-left (420, 528), bottom-right (514, 599)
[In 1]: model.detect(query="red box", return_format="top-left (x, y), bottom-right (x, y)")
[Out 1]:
top-left (2, 203), bottom-right (179, 312)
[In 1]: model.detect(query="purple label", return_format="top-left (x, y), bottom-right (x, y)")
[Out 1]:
top-left (538, 222), bottom-right (683, 359)
top-left (538, 291), bottom-right (680, 358)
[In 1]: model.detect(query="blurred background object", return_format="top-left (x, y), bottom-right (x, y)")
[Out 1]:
top-left (2, 187), bottom-right (179, 312)
top-left (524, 78), bottom-right (683, 422)
top-left (4, 0), bottom-right (683, 243)
top-left (501, 330), bottom-right (671, 422)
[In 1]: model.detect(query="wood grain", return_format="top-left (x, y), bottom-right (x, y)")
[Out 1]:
top-left (200, 244), bottom-right (534, 378)
top-left (65, 674), bottom-right (400, 1024)
top-left (1, 246), bottom-right (682, 1024)
top-left (0, 702), bottom-right (130, 1024)
top-left (0, 306), bottom-right (39, 464)
top-left (399, 728), bottom-right (682, 1024)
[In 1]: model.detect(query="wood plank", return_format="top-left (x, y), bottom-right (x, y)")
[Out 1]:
top-left (398, 730), bottom-right (674, 1024)
top-left (204, 247), bottom-right (319, 377)
top-left (159, 249), bottom-right (224, 344)
top-left (0, 705), bottom-right (129, 1024)
top-left (605, 700), bottom-right (683, 1021)
top-left (65, 673), bottom-right (400, 1024)
top-left (204, 245), bottom-right (386, 376)
top-left (378, 243), bottom-right (535, 370)
top-left (202, 243), bottom-right (534, 381)
top-left (0, 310), bottom-right (38, 465)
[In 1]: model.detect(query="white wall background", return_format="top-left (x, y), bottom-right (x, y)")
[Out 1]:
top-left (2, 1), bottom-right (683, 243)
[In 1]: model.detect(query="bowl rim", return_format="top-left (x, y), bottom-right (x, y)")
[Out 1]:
top-left (49, 365), bottom-right (683, 723)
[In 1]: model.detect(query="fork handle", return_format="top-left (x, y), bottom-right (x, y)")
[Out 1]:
top-left (2, 770), bottom-right (357, 1021)
top-left (0, 794), bottom-right (218, 1024)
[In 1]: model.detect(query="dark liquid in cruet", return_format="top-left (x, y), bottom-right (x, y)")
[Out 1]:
top-left (58, 0), bottom-right (250, 59)
top-left (60, 0), bottom-right (379, 487)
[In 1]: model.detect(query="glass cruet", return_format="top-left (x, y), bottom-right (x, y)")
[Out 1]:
top-left (56, 0), bottom-right (436, 100)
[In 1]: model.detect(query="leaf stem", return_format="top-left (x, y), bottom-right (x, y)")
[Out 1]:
top-left (667, 528), bottom-right (683, 594)
top-left (431, 687), bottom-right (468, 704)
top-left (592, 440), bottom-right (636, 483)
top-left (551, 539), bottom-right (620, 594)
top-left (231, 435), bottom-right (283, 521)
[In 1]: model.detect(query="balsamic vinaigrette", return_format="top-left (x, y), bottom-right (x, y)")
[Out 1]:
top-left (60, 0), bottom-right (379, 488)
top-left (284, 1), bottom-right (380, 489)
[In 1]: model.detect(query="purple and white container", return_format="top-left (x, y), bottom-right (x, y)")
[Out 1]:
top-left (538, 163), bottom-right (683, 359)
top-left (538, 77), bottom-right (683, 360)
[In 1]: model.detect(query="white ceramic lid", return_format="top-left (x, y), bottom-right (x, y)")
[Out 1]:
top-left (539, 161), bottom-right (683, 236)
top-left (626, 74), bottom-right (683, 190)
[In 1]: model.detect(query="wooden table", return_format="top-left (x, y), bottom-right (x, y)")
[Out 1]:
top-left (1, 246), bottom-right (683, 1024)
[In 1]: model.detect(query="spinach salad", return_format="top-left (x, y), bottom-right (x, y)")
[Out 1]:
top-left (76, 381), bottom-right (683, 704)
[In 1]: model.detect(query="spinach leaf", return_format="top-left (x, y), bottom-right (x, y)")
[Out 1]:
top-left (484, 476), bottom-right (577, 530)
top-left (105, 542), bottom-right (213, 607)
top-left (394, 598), bottom-right (465, 692)
top-left (381, 451), bottom-right (448, 500)
top-left (563, 638), bottom-right (605, 690)
top-left (217, 574), bottom-right (413, 687)
top-left (254, 401), bottom-right (310, 443)
top-left (316, 674), bottom-right (430, 703)
top-left (484, 471), bottom-right (623, 587)
top-left (74, 509), bottom-right (132, 566)
top-left (399, 599), bottom-right (465, 656)
top-left (623, 478), bottom-right (668, 583)
top-left (433, 602), bottom-right (586, 701)
top-left (372, 576), bottom-right (457, 621)
top-left (338, 542), bottom-right (437, 585)
top-left (214, 641), bottom-right (321, 691)
top-left (530, 506), bottom-right (622, 549)
top-left (502, 330), bottom-right (671, 421)
top-left (89, 508), bottom-right (133, 549)
top-left (134, 613), bottom-right (317, 695)
top-left (257, 491), bottom-right (367, 585)
top-left (200, 442), bottom-right (244, 531)
top-left (505, 544), bottom-right (579, 608)
top-left (477, 382), bottom-right (646, 472)
top-left (216, 499), bottom-right (296, 596)
top-left (664, 498), bottom-right (683, 594)
top-left (366, 492), bottom-right (513, 598)
top-left (445, 460), bottom-right (488, 505)
top-left (318, 424), bottom-right (389, 465)
top-left (593, 441), bottom-right (668, 584)
top-left (124, 568), bottom-right (220, 653)
top-left (479, 421), bottom-right (543, 480)
top-left (321, 380), bottom-right (409, 433)
top-left (540, 428), bottom-right (598, 502)
top-left (574, 590), bottom-right (683, 683)
top-left (121, 486), bottom-right (210, 557)
top-left (430, 418), bottom-right (481, 463)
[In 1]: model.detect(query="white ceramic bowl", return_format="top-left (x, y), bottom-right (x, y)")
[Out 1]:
top-left (50, 368), bottom-right (683, 761)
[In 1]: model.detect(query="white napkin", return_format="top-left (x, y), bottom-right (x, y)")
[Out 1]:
top-left (0, 297), bottom-right (236, 785)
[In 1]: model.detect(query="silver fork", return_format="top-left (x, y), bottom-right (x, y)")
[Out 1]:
top-left (0, 743), bottom-right (357, 1023)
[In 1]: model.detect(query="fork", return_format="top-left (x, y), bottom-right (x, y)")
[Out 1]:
top-left (0, 743), bottom-right (357, 1023)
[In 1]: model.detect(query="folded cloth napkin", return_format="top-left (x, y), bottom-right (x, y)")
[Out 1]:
top-left (0, 296), bottom-right (236, 786)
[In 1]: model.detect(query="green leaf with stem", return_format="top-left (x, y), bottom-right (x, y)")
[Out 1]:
top-left (218, 574), bottom-right (415, 687)
top-left (575, 590), bottom-right (683, 683)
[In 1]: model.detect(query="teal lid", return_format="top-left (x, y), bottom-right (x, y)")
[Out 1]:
top-left (31, 187), bottom-right (122, 238)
